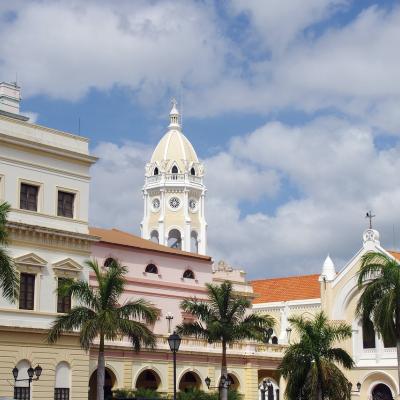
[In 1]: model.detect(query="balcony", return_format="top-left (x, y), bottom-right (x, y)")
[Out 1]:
top-left (145, 173), bottom-right (203, 186)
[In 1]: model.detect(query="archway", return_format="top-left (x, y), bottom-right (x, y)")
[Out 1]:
top-left (372, 384), bottom-right (394, 400)
top-left (168, 229), bottom-right (182, 249)
top-left (258, 371), bottom-right (280, 400)
top-left (89, 368), bottom-right (116, 400)
top-left (179, 371), bottom-right (201, 392)
top-left (136, 369), bottom-right (161, 390)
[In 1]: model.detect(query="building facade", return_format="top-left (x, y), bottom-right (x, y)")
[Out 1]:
top-left (0, 82), bottom-right (97, 399)
top-left (252, 228), bottom-right (400, 400)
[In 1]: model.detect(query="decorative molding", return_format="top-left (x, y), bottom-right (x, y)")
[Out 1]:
top-left (52, 258), bottom-right (83, 277)
top-left (14, 252), bottom-right (47, 268)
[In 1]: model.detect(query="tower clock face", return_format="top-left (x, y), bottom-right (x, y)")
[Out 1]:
top-left (189, 199), bottom-right (197, 211)
top-left (152, 198), bottom-right (160, 211)
top-left (169, 196), bottom-right (181, 209)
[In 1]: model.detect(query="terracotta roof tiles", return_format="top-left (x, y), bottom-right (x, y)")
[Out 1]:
top-left (89, 227), bottom-right (211, 262)
top-left (251, 273), bottom-right (321, 304)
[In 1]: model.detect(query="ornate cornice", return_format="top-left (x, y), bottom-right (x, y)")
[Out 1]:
top-left (6, 221), bottom-right (100, 254)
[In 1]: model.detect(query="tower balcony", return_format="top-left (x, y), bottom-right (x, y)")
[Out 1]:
top-left (145, 173), bottom-right (203, 187)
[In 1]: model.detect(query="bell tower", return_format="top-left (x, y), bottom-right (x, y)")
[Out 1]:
top-left (141, 100), bottom-right (207, 254)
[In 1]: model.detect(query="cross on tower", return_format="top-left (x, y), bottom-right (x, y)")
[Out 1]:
top-left (366, 211), bottom-right (376, 229)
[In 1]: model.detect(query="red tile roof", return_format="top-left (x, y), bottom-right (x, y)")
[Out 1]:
top-left (389, 251), bottom-right (400, 261)
top-left (89, 227), bottom-right (212, 261)
top-left (251, 274), bottom-right (321, 304)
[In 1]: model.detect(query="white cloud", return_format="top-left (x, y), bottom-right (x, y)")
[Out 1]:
top-left (90, 117), bottom-right (400, 278)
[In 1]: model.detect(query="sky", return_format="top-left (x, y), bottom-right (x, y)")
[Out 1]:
top-left (1, 0), bottom-right (400, 279)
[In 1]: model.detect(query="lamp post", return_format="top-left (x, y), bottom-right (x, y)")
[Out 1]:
top-left (205, 375), bottom-right (232, 396)
top-left (168, 331), bottom-right (181, 400)
top-left (286, 327), bottom-right (292, 344)
top-left (259, 379), bottom-right (274, 400)
top-left (12, 365), bottom-right (42, 400)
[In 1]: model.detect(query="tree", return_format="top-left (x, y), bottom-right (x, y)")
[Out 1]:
top-left (0, 202), bottom-right (19, 302)
top-left (279, 312), bottom-right (353, 400)
top-left (176, 281), bottom-right (274, 400)
top-left (48, 259), bottom-right (159, 400)
top-left (356, 251), bottom-right (400, 397)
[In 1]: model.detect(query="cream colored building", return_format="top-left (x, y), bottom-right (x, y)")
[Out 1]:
top-left (0, 82), bottom-right (97, 399)
top-left (252, 228), bottom-right (400, 400)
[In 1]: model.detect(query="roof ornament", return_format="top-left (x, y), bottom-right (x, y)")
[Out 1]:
top-left (168, 98), bottom-right (181, 130)
top-left (320, 254), bottom-right (336, 282)
top-left (366, 211), bottom-right (375, 229)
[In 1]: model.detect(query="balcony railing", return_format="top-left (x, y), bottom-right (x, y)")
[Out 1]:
top-left (145, 173), bottom-right (203, 186)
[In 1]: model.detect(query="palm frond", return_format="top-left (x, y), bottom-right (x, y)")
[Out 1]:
top-left (117, 318), bottom-right (157, 351)
top-left (118, 299), bottom-right (159, 324)
top-left (0, 248), bottom-right (19, 302)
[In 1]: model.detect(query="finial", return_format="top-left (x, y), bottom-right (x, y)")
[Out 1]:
top-left (321, 254), bottom-right (336, 281)
top-left (169, 98), bottom-right (181, 130)
top-left (366, 211), bottom-right (375, 229)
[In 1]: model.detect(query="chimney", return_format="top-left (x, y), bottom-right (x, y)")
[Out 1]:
top-left (0, 81), bottom-right (21, 115)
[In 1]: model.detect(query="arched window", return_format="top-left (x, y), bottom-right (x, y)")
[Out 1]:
top-left (145, 264), bottom-right (158, 274)
top-left (136, 369), bottom-right (161, 390)
top-left (168, 229), bottom-right (182, 249)
top-left (171, 165), bottom-right (178, 174)
top-left (150, 230), bottom-right (159, 244)
top-left (55, 362), bottom-right (71, 399)
top-left (183, 269), bottom-right (195, 279)
top-left (190, 167), bottom-right (196, 176)
top-left (14, 360), bottom-right (30, 399)
top-left (362, 318), bottom-right (376, 349)
top-left (154, 167), bottom-right (159, 175)
top-left (104, 257), bottom-right (116, 268)
top-left (190, 231), bottom-right (199, 253)
top-left (271, 336), bottom-right (278, 344)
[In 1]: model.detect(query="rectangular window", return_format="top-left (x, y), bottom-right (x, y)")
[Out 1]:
top-left (14, 387), bottom-right (30, 399)
top-left (54, 388), bottom-right (70, 400)
top-left (19, 273), bottom-right (35, 310)
top-left (20, 183), bottom-right (39, 211)
top-left (57, 191), bottom-right (75, 218)
top-left (57, 278), bottom-right (71, 313)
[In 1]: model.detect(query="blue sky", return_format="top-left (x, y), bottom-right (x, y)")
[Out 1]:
top-left (1, 0), bottom-right (400, 278)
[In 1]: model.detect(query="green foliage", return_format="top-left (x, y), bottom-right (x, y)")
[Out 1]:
top-left (177, 280), bottom-right (274, 347)
top-left (279, 311), bottom-right (353, 400)
top-left (0, 201), bottom-right (19, 302)
top-left (356, 251), bottom-right (400, 346)
top-left (134, 388), bottom-right (161, 399)
top-left (47, 259), bottom-right (159, 350)
top-left (176, 389), bottom-right (242, 400)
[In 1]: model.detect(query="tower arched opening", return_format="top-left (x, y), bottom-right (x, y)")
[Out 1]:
top-left (150, 230), bottom-right (159, 244)
top-left (171, 165), bottom-right (178, 174)
top-left (168, 229), bottom-right (182, 249)
top-left (190, 231), bottom-right (199, 253)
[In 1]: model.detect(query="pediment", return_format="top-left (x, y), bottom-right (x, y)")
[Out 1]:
top-left (52, 258), bottom-right (83, 274)
top-left (14, 253), bottom-right (47, 268)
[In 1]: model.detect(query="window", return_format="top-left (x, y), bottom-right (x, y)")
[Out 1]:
top-left (54, 388), bottom-right (70, 400)
top-left (190, 231), bottom-right (198, 253)
top-left (190, 167), bottom-right (195, 175)
top-left (14, 387), bottom-right (30, 399)
top-left (57, 278), bottom-right (71, 313)
top-left (171, 165), bottom-right (178, 174)
top-left (20, 183), bottom-right (38, 211)
top-left (183, 269), bottom-right (195, 279)
top-left (154, 167), bottom-right (159, 175)
top-left (145, 264), bottom-right (158, 274)
top-left (103, 257), bottom-right (116, 268)
top-left (271, 336), bottom-right (278, 344)
top-left (19, 273), bottom-right (35, 310)
top-left (168, 229), bottom-right (182, 249)
top-left (362, 318), bottom-right (376, 349)
top-left (57, 191), bottom-right (75, 218)
top-left (150, 230), bottom-right (159, 244)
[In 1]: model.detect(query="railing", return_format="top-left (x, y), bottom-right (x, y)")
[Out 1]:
top-left (145, 174), bottom-right (203, 185)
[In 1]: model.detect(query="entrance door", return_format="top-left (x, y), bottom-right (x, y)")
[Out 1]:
top-left (372, 384), bottom-right (393, 400)
top-left (89, 369), bottom-right (116, 400)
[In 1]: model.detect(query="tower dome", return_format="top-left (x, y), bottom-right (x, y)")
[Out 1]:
top-left (141, 100), bottom-right (207, 255)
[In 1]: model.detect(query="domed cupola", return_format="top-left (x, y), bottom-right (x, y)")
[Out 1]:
top-left (141, 100), bottom-right (207, 255)
top-left (147, 99), bottom-right (201, 177)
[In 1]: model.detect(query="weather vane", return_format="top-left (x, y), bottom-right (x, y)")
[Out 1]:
top-left (366, 211), bottom-right (375, 229)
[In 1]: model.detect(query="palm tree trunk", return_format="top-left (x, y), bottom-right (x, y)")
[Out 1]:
top-left (220, 340), bottom-right (228, 400)
top-left (97, 333), bottom-right (105, 400)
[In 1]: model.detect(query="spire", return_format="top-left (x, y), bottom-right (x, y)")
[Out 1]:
top-left (321, 254), bottom-right (336, 281)
top-left (168, 98), bottom-right (181, 130)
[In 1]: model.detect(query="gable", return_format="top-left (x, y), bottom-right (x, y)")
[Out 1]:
top-left (52, 258), bottom-right (83, 276)
top-left (14, 253), bottom-right (47, 268)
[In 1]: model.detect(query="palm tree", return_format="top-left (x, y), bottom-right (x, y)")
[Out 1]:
top-left (48, 259), bottom-right (159, 400)
top-left (356, 251), bottom-right (400, 396)
top-left (279, 312), bottom-right (353, 400)
top-left (0, 202), bottom-right (19, 302)
top-left (176, 280), bottom-right (274, 400)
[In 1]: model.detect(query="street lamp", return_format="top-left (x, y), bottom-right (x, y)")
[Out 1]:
top-left (259, 379), bottom-right (274, 400)
top-left (12, 365), bottom-right (42, 400)
top-left (205, 375), bottom-right (232, 393)
top-left (348, 382), bottom-right (361, 393)
top-left (286, 327), bottom-right (292, 343)
top-left (168, 331), bottom-right (181, 400)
